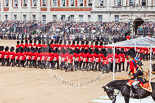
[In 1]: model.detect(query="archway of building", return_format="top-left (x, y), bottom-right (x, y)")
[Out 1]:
top-left (133, 18), bottom-right (144, 35)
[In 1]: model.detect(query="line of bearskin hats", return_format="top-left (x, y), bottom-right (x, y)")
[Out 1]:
top-left (86, 41), bottom-right (89, 45)
top-left (34, 39), bottom-right (37, 44)
top-left (81, 41), bottom-right (84, 45)
top-left (38, 40), bottom-right (41, 44)
top-left (72, 40), bottom-right (75, 45)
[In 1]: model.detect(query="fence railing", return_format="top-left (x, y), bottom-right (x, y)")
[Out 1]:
top-left (137, 29), bottom-right (154, 35)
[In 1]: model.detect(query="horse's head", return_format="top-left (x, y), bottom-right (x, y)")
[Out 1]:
top-left (102, 85), bottom-right (115, 100)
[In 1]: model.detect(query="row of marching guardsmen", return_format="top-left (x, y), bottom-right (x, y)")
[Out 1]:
top-left (0, 39), bottom-right (155, 73)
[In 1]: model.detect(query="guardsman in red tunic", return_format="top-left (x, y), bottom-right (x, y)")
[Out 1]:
top-left (15, 48), bottom-right (20, 67)
top-left (47, 47), bottom-right (54, 69)
top-left (128, 48), bottom-right (137, 79)
top-left (82, 49), bottom-right (89, 71)
top-left (80, 41), bottom-right (85, 49)
top-left (101, 49), bottom-right (109, 73)
top-left (119, 48), bottom-right (125, 71)
top-left (37, 48), bottom-right (42, 68)
top-left (20, 48), bottom-right (26, 67)
top-left (71, 40), bottom-right (76, 51)
top-left (88, 48), bottom-right (94, 71)
top-left (31, 47), bottom-right (38, 68)
top-left (60, 48), bottom-right (67, 70)
top-left (2, 46), bottom-right (9, 66)
top-left (94, 48), bottom-right (101, 71)
top-left (79, 48), bottom-right (84, 70)
top-left (107, 48), bottom-right (113, 72)
top-left (33, 39), bottom-right (37, 49)
top-left (29, 40), bottom-right (33, 48)
top-left (74, 49), bottom-right (80, 71)
top-left (38, 40), bottom-right (42, 49)
top-left (115, 48), bottom-right (121, 72)
top-left (25, 40), bottom-right (29, 48)
top-left (16, 41), bottom-right (20, 48)
top-left (20, 40), bottom-right (25, 48)
top-left (53, 48), bottom-right (59, 69)
top-left (9, 47), bottom-right (15, 67)
top-left (0, 46), bottom-right (4, 65)
top-left (90, 41), bottom-right (94, 50)
top-left (66, 49), bottom-right (73, 72)
top-left (25, 47), bottom-right (32, 67)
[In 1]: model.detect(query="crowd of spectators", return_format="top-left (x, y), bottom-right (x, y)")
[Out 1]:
top-left (0, 20), bottom-right (130, 42)
top-left (137, 22), bottom-right (155, 35)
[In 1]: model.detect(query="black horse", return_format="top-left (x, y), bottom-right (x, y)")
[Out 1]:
top-left (102, 80), bottom-right (155, 103)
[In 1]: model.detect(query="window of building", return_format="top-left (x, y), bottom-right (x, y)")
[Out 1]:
top-left (14, 0), bottom-right (18, 7)
top-left (53, 15), bottom-right (57, 21)
top-left (88, 15), bottom-right (91, 21)
top-left (117, 0), bottom-right (121, 6)
top-left (115, 15), bottom-right (119, 22)
top-left (61, 15), bottom-right (65, 21)
top-left (70, 0), bottom-right (75, 6)
top-left (23, 0), bottom-right (27, 6)
top-left (62, 0), bottom-right (66, 6)
top-left (32, 0), bottom-right (37, 6)
top-left (79, 0), bottom-right (83, 6)
top-left (142, 0), bottom-right (146, 6)
top-left (99, 0), bottom-right (104, 6)
top-left (129, 0), bottom-right (134, 6)
top-left (42, 0), bottom-right (46, 6)
top-left (53, 0), bottom-right (57, 6)
top-left (23, 15), bottom-right (26, 21)
top-left (5, 0), bottom-right (9, 7)
top-left (32, 15), bottom-right (36, 21)
top-left (5, 15), bottom-right (8, 20)
top-left (14, 15), bottom-right (17, 20)
top-left (98, 15), bottom-right (102, 22)
top-left (70, 15), bottom-right (74, 21)
top-left (88, 0), bottom-right (92, 6)
top-left (42, 15), bottom-right (46, 24)
top-left (79, 15), bottom-right (83, 22)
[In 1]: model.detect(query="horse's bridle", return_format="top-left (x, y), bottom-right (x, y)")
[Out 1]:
top-left (103, 86), bottom-right (115, 100)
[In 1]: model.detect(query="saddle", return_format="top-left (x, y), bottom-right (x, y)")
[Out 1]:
top-left (127, 80), bottom-right (152, 93)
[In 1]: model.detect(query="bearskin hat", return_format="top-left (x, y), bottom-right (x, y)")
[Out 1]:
top-left (128, 48), bottom-right (136, 58)
top-left (84, 49), bottom-right (88, 54)
top-left (72, 40), bottom-right (75, 45)
top-left (54, 40), bottom-right (57, 44)
top-left (21, 40), bottom-right (24, 44)
top-left (30, 40), bottom-right (32, 44)
top-left (34, 39), bottom-right (36, 44)
top-left (81, 41), bottom-right (84, 44)
top-left (55, 48), bottom-right (58, 53)
top-left (10, 47), bottom-right (14, 52)
top-left (38, 40), bottom-right (41, 44)
top-left (16, 48), bottom-right (19, 53)
top-left (77, 41), bottom-right (79, 45)
top-left (81, 48), bottom-right (84, 53)
top-left (25, 40), bottom-right (28, 44)
top-left (86, 41), bottom-right (89, 45)
top-left (50, 40), bottom-right (53, 44)
top-left (5, 46), bottom-right (9, 51)
top-left (17, 41), bottom-right (20, 44)
top-left (95, 41), bottom-right (98, 45)
top-left (100, 41), bottom-right (103, 46)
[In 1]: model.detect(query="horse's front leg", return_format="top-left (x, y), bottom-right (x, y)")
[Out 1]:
top-left (124, 96), bottom-right (129, 103)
